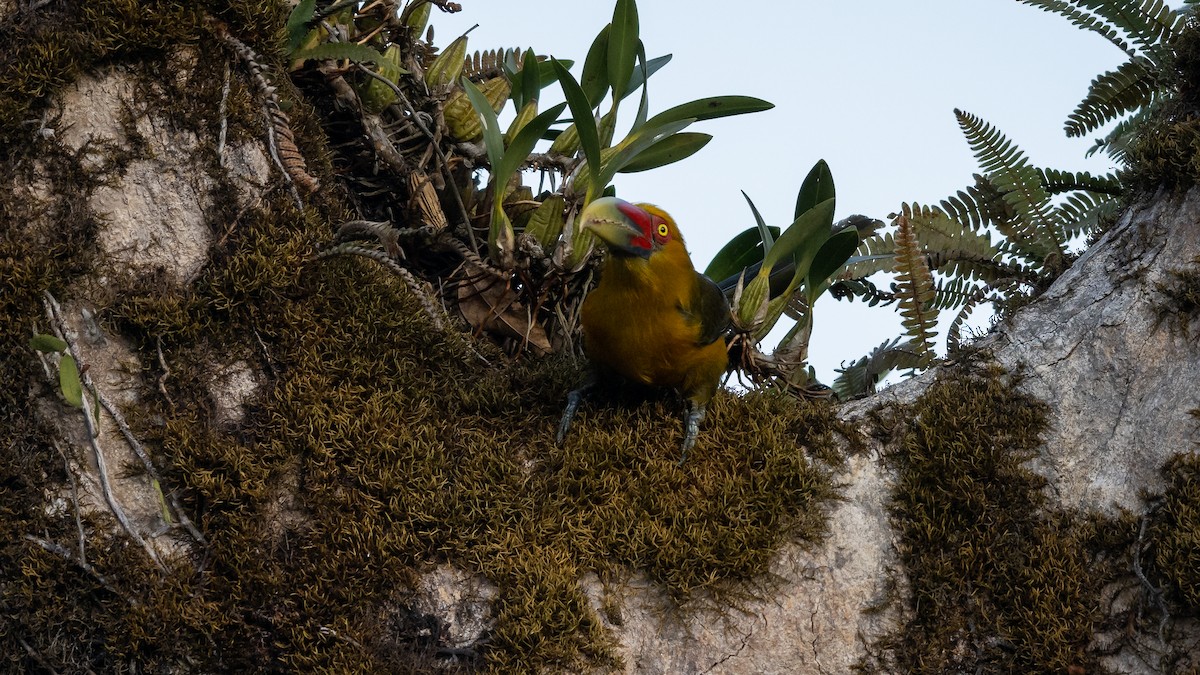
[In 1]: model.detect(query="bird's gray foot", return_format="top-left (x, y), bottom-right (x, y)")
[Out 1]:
top-left (679, 402), bottom-right (706, 465)
top-left (556, 380), bottom-right (594, 445)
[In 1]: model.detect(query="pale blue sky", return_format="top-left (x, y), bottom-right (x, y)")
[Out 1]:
top-left (431, 1), bottom-right (1125, 383)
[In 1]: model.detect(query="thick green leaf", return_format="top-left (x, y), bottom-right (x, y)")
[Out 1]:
top-left (594, 119), bottom-right (690, 189)
top-left (643, 96), bottom-right (773, 131)
top-left (631, 43), bottom-right (650, 131)
top-left (608, 0), bottom-right (639, 104)
top-left (29, 333), bottom-right (67, 353)
top-left (462, 77), bottom-right (504, 170)
top-left (704, 225), bottom-right (781, 285)
top-left (403, 0), bottom-right (432, 35)
top-left (806, 227), bottom-right (860, 299)
top-left (534, 59), bottom-right (569, 88)
top-left (621, 53), bottom-right (672, 100)
top-left (795, 159), bottom-right (834, 220)
top-left (618, 132), bottom-right (711, 172)
top-left (580, 25), bottom-right (610, 107)
top-left (741, 190), bottom-right (774, 256)
top-left (764, 198), bottom-right (836, 276)
top-left (497, 102), bottom-right (568, 185)
top-left (553, 59), bottom-right (602, 186)
top-left (292, 42), bottom-right (383, 65)
top-left (518, 49), bottom-right (540, 110)
top-left (286, 0), bottom-right (316, 52)
top-left (59, 354), bottom-right (83, 408)
top-left (524, 194), bottom-right (567, 248)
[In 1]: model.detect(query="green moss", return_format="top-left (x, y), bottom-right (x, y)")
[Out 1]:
top-left (0, 0), bottom-right (289, 155)
top-left (1154, 257), bottom-right (1200, 336)
top-left (1123, 14), bottom-right (1200, 194)
top-left (862, 367), bottom-right (1131, 674)
top-left (0, 2), bottom-right (853, 670)
top-left (1147, 450), bottom-right (1200, 610)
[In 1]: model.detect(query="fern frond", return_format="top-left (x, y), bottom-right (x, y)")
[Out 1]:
top-left (832, 336), bottom-right (927, 400)
top-left (840, 231), bottom-right (897, 279)
top-left (904, 203), bottom-right (1000, 263)
top-left (1066, 57), bottom-right (1159, 137)
top-left (1073, 0), bottom-right (1182, 61)
top-left (956, 109), bottom-right (1063, 260)
top-left (464, 47), bottom-right (521, 80)
top-left (828, 278), bottom-right (896, 307)
top-left (1037, 168), bottom-right (1123, 195)
top-left (1055, 190), bottom-right (1118, 239)
top-left (940, 175), bottom-right (1013, 232)
top-left (1087, 98), bottom-right (1163, 161)
top-left (1015, 0), bottom-right (1139, 58)
top-left (893, 213), bottom-right (938, 364)
top-left (929, 275), bottom-right (987, 312)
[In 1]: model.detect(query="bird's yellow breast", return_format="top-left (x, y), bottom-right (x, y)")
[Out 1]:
top-left (581, 240), bottom-right (727, 403)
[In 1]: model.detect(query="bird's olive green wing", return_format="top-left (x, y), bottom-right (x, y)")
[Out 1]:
top-left (682, 272), bottom-right (731, 346)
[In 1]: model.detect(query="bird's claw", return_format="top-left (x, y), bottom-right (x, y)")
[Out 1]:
top-left (556, 382), bottom-right (593, 445)
top-left (678, 403), bottom-right (706, 465)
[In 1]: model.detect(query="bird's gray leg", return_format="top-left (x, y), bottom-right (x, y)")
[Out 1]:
top-left (679, 401), bottom-right (706, 465)
top-left (556, 376), bottom-right (596, 445)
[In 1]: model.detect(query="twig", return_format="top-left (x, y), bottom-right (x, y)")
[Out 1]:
top-left (25, 535), bottom-right (137, 606)
top-left (156, 337), bottom-right (175, 410)
top-left (93, 387), bottom-right (206, 546)
top-left (251, 327), bottom-right (279, 380)
top-left (53, 441), bottom-right (86, 566)
top-left (42, 292), bottom-right (165, 571)
top-left (1133, 499), bottom-right (1170, 645)
top-left (218, 60), bottom-right (231, 168)
top-left (316, 244), bottom-right (447, 329)
top-left (210, 22), bottom-right (315, 206)
top-left (17, 635), bottom-right (59, 675)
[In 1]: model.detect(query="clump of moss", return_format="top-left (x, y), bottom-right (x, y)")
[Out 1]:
top-left (1147, 450), bottom-right (1200, 610)
top-left (4, 148), bottom-right (848, 673)
top-left (0, 0), bottom-right (288, 154)
top-left (863, 367), bottom-right (1130, 674)
top-left (1124, 13), bottom-right (1200, 194)
top-left (1154, 257), bottom-right (1200, 336)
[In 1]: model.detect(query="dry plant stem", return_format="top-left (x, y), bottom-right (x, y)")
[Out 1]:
top-left (446, 236), bottom-right (507, 280)
top-left (353, 63), bottom-right (479, 251)
top-left (17, 635), bottom-right (59, 675)
top-left (42, 292), bottom-right (165, 572)
top-left (24, 535), bottom-right (136, 607)
top-left (1133, 501), bottom-right (1170, 644)
top-left (54, 440), bottom-right (86, 566)
top-left (218, 60), bottom-right (231, 168)
top-left (262, 102), bottom-right (305, 209)
top-left (93, 387), bottom-right (206, 546)
top-left (316, 244), bottom-right (446, 329)
top-left (156, 337), bottom-right (175, 410)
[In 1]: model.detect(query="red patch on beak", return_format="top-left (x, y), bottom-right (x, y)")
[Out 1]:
top-left (615, 201), bottom-right (654, 252)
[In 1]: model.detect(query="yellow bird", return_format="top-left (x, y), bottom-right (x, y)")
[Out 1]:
top-left (557, 197), bottom-right (730, 459)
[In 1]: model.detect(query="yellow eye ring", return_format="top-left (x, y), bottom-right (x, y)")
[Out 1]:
top-left (657, 223), bottom-right (670, 237)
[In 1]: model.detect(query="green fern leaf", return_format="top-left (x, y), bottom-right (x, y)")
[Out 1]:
top-left (1066, 57), bottom-right (1159, 137)
top-left (840, 231), bottom-right (897, 279)
top-left (832, 336), bottom-right (926, 399)
top-left (1015, 0), bottom-right (1139, 57)
top-left (1037, 168), bottom-right (1122, 195)
top-left (893, 210), bottom-right (938, 364)
top-left (1072, 0), bottom-right (1182, 60)
top-left (956, 109), bottom-right (1063, 261)
top-left (940, 175), bottom-right (1014, 232)
top-left (1055, 190), bottom-right (1118, 239)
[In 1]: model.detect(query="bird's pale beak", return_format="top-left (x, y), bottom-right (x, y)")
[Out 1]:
top-left (580, 196), bottom-right (651, 258)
